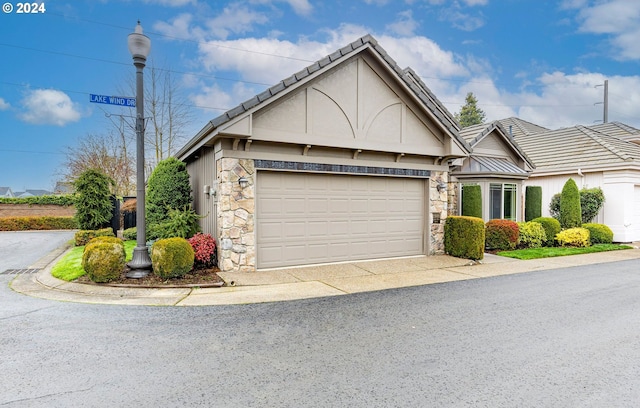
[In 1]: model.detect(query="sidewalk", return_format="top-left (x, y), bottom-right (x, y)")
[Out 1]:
top-left (10, 246), bottom-right (640, 306)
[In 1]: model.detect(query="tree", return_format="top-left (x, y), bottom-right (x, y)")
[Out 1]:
top-left (455, 92), bottom-right (486, 128)
top-left (61, 132), bottom-right (134, 197)
top-left (525, 186), bottom-right (542, 221)
top-left (146, 157), bottom-right (192, 227)
top-left (559, 178), bottom-right (581, 229)
top-left (549, 187), bottom-right (605, 223)
top-left (74, 169), bottom-right (114, 230)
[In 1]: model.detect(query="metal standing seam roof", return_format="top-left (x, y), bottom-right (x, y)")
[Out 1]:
top-left (513, 124), bottom-right (640, 170)
top-left (178, 34), bottom-right (472, 158)
top-left (471, 156), bottom-right (529, 175)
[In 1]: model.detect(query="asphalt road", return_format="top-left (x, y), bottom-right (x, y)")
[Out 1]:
top-left (2, 234), bottom-right (640, 407)
top-left (0, 230), bottom-right (75, 271)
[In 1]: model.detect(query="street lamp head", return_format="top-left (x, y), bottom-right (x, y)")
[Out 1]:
top-left (127, 21), bottom-right (151, 60)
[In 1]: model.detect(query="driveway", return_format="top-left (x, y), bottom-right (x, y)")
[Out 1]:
top-left (0, 230), bottom-right (75, 272)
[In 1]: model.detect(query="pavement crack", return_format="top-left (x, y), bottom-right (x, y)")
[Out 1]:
top-left (0, 306), bottom-right (56, 321)
top-left (0, 385), bottom-right (95, 406)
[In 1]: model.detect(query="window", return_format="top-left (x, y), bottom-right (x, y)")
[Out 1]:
top-left (490, 183), bottom-right (517, 220)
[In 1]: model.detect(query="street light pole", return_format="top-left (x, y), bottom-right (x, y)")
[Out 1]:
top-left (126, 21), bottom-right (152, 277)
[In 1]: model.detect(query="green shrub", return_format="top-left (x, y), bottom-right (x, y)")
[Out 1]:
top-left (146, 158), bottom-right (192, 226)
top-left (531, 217), bottom-right (561, 247)
top-left (0, 216), bottom-right (78, 231)
top-left (461, 184), bottom-right (482, 218)
top-left (517, 221), bottom-right (546, 249)
top-left (87, 236), bottom-right (124, 246)
top-left (583, 223), bottom-right (613, 244)
top-left (524, 186), bottom-right (542, 221)
top-left (82, 241), bottom-right (125, 283)
top-left (485, 219), bottom-right (519, 250)
top-left (556, 227), bottom-right (590, 247)
top-left (581, 188), bottom-right (605, 223)
top-left (151, 237), bottom-right (195, 279)
top-left (559, 178), bottom-right (581, 229)
top-left (444, 216), bottom-right (485, 260)
top-left (74, 169), bottom-right (114, 230)
top-left (123, 227), bottom-right (137, 241)
top-left (75, 228), bottom-right (115, 246)
top-left (0, 195), bottom-right (75, 206)
top-left (153, 206), bottom-right (203, 239)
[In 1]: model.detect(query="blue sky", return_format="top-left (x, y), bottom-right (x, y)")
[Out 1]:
top-left (2, 0), bottom-right (640, 191)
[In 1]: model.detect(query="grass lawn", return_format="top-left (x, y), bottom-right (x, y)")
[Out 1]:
top-left (496, 244), bottom-right (633, 260)
top-left (51, 240), bottom-right (136, 281)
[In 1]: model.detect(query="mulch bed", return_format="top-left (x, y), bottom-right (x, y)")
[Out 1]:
top-left (76, 266), bottom-right (225, 288)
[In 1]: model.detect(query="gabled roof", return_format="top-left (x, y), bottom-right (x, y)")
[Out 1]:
top-left (513, 124), bottom-right (640, 172)
top-left (588, 121), bottom-right (640, 142)
top-left (498, 117), bottom-right (549, 138)
top-left (458, 120), bottom-right (534, 170)
top-left (0, 187), bottom-right (13, 197)
top-left (177, 34), bottom-right (470, 159)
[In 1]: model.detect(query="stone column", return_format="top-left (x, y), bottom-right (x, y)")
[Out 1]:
top-left (429, 171), bottom-right (448, 255)
top-left (217, 158), bottom-right (256, 272)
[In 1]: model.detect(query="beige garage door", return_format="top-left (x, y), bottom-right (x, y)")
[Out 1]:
top-left (256, 171), bottom-right (425, 269)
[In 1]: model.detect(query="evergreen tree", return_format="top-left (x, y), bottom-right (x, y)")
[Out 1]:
top-left (146, 157), bottom-right (192, 226)
top-left (559, 178), bottom-right (582, 229)
top-left (455, 92), bottom-right (486, 128)
top-left (74, 169), bottom-right (114, 230)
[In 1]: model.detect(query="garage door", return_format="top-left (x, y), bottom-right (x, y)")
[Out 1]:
top-left (632, 185), bottom-right (640, 241)
top-left (256, 171), bottom-right (425, 269)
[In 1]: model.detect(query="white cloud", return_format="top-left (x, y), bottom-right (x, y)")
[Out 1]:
top-left (0, 97), bottom-right (9, 110)
top-left (206, 3), bottom-right (269, 39)
top-left (153, 13), bottom-right (200, 40)
top-left (19, 89), bottom-right (81, 126)
top-left (250, 0), bottom-right (313, 16)
top-left (439, 8), bottom-right (485, 31)
top-left (386, 10), bottom-right (419, 37)
top-left (574, 0), bottom-right (640, 60)
top-left (142, 0), bottom-right (196, 6)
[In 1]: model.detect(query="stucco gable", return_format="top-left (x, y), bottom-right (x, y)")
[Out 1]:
top-left (177, 34), bottom-right (470, 161)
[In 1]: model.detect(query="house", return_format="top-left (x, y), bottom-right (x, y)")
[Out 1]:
top-left (14, 189), bottom-right (52, 198)
top-left (451, 121), bottom-right (535, 221)
top-left (177, 34), bottom-right (471, 272)
top-left (0, 187), bottom-right (14, 198)
top-left (501, 118), bottom-right (640, 242)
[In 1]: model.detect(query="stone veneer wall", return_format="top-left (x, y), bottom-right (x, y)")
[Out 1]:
top-left (429, 171), bottom-right (448, 255)
top-left (217, 158), bottom-right (256, 272)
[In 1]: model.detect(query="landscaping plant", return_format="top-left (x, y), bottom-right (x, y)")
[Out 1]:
top-left (188, 233), bottom-right (217, 269)
top-left (461, 184), bottom-right (482, 218)
top-left (74, 169), bottom-right (115, 230)
top-left (151, 237), bottom-right (195, 279)
top-left (444, 216), bottom-right (485, 260)
top-left (485, 219), bottom-right (519, 250)
top-left (81, 239), bottom-right (125, 283)
top-left (517, 221), bottom-right (546, 249)
top-left (582, 223), bottom-right (613, 244)
top-left (146, 157), bottom-right (192, 229)
top-left (559, 178), bottom-right (581, 229)
top-left (524, 186), bottom-right (542, 221)
top-left (555, 227), bottom-right (590, 247)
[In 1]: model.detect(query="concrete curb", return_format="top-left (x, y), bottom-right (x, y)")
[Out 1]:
top-left (9, 246), bottom-right (640, 306)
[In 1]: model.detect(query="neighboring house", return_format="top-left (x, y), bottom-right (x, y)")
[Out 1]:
top-left (15, 189), bottom-right (52, 197)
top-left (0, 187), bottom-right (14, 198)
top-left (501, 118), bottom-right (640, 242)
top-left (177, 34), bottom-right (471, 272)
top-left (451, 121), bottom-right (535, 221)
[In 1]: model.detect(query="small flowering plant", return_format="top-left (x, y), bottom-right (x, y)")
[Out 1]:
top-left (188, 233), bottom-right (217, 269)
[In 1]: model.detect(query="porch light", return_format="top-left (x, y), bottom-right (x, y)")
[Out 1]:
top-left (238, 177), bottom-right (249, 189)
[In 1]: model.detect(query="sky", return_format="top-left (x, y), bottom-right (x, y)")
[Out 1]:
top-left (2, 0), bottom-right (640, 192)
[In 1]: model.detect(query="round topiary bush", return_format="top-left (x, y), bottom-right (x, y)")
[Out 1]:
top-left (82, 241), bottom-right (125, 283)
top-left (583, 223), bottom-right (614, 244)
top-left (531, 217), bottom-right (561, 247)
top-left (151, 237), bottom-right (195, 279)
top-left (485, 219), bottom-right (519, 250)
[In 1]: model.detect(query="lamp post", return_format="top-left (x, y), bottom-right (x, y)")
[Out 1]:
top-left (126, 21), bottom-right (152, 277)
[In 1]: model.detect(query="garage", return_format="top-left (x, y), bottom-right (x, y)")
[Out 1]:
top-left (256, 171), bottom-right (426, 269)
top-left (633, 185), bottom-right (640, 242)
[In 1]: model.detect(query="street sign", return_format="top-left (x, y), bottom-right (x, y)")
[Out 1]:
top-left (89, 94), bottom-right (136, 107)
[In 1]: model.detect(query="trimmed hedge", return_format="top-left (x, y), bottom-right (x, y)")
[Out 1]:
top-left (151, 237), bottom-right (195, 279)
top-left (559, 178), bottom-right (582, 229)
top-left (531, 217), bottom-right (561, 247)
top-left (517, 221), bottom-right (546, 249)
top-left (444, 216), bottom-right (485, 260)
top-left (461, 185), bottom-right (482, 218)
top-left (556, 227), bottom-right (590, 247)
top-left (583, 223), bottom-right (613, 244)
top-left (0, 216), bottom-right (78, 231)
top-left (82, 240), bottom-right (125, 283)
top-left (524, 186), bottom-right (542, 221)
top-left (485, 219), bottom-right (519, 250)
top-left (74, 228), bottom-right (115, 246)
top-left (0, 195), bottom-right (75, 206)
